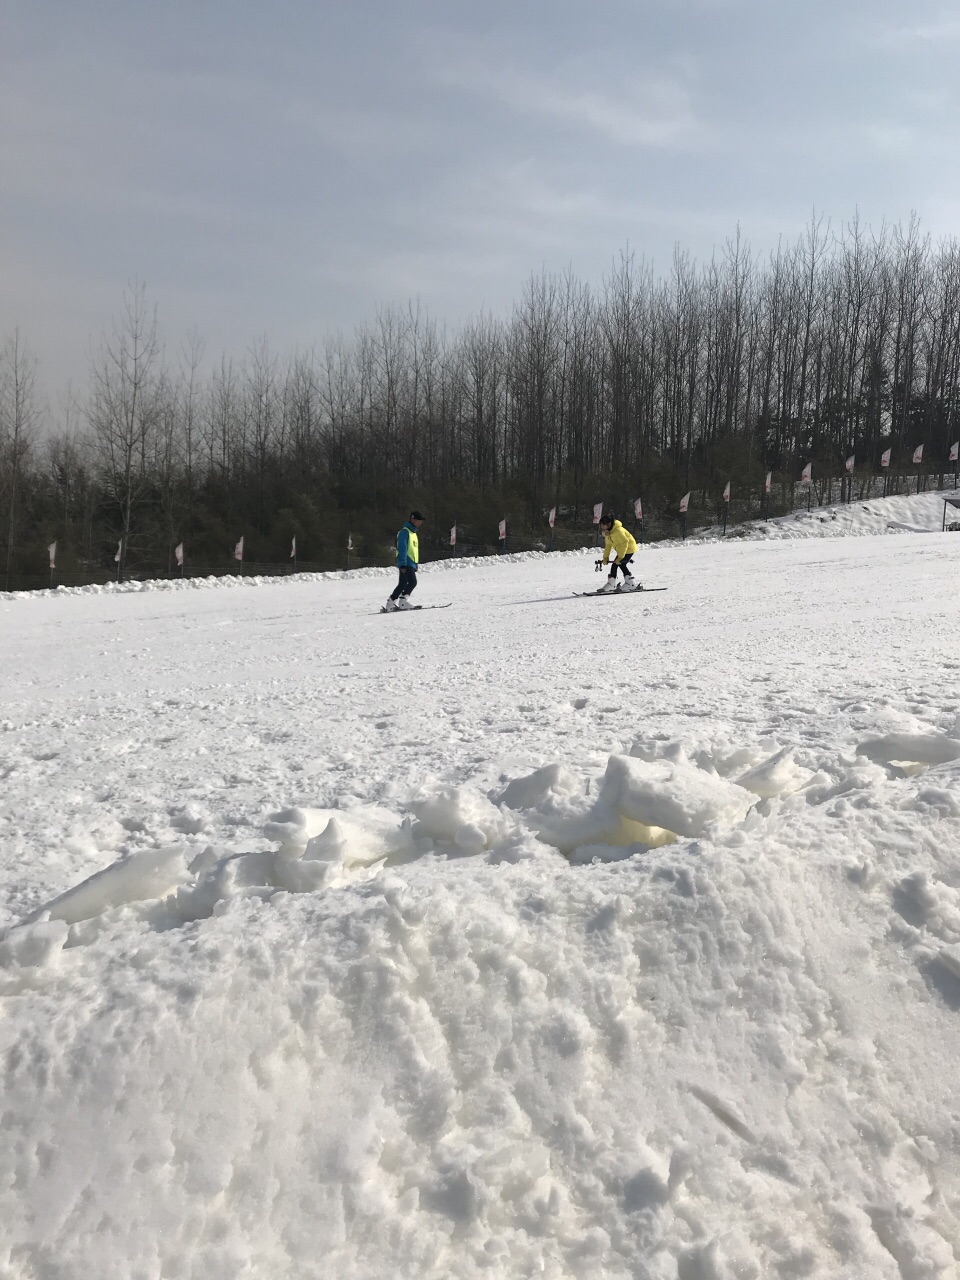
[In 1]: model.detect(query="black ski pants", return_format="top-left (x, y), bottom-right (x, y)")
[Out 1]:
top-left (609, 553), bottom-right (634, 579)
top-left (390, 566), bottom-right (418, 600)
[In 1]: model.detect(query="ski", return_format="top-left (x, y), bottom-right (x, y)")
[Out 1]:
top-left (379, 603), bottom-right (453, 614)
top-left (573, 588), bottom-right (667, 597)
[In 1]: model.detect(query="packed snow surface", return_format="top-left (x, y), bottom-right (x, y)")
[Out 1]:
top-left (3, 492), bottom-right (960, 1279)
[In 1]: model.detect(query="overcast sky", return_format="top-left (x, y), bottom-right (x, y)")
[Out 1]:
top-left (3, 0), bottom-right (959, 409)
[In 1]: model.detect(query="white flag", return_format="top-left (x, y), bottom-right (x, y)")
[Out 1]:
top-left (845, 455), bottom-right (855, 473)
top-left (498, 519), bottom-right (506, 540)
top-left (234, 536), bottom-right (244, 562)
top-left (450, 525), bottom-right (457, 547)
top-left (764, 470), bottom-right (772, 494)
top-left (634, 497), bottom-right (643, 521)
top-left (801, 462), bottom-right (812, 484)
top-left (175, 542), bottom-right (184, 567)
top-left (48, 541), bottom-right (57, 569)
top-left (912, 444), bottom-right (924, 465)
top-left (290, 536), bottom-right (296, 559)
top-left (592, 502), bottom-right (603, 525)
top-left (881, 447), bottom-right (891, 468)
top-left (951, 441), bottom-right (959, 463)
top-left (679, 492), bottom-right (690, 514)
top-left (722, 481), bottom-right (731, 502)
top-left (114, 539), bottom-right (122, 563)
top-left (548, 507), bottom-right (556, 529)
top-left (347, 533), bottom-right (353, 551)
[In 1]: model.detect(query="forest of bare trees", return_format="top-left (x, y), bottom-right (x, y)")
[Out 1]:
top-left (3, 216), bottom-right (960, 588)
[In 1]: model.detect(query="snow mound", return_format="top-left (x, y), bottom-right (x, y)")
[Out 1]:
top-left (5, 706), bottom-right (960, 1278)
top-left (4, 748), bottom-right (795, 946)
top-left (4, 735), bottom-right (960, 1278)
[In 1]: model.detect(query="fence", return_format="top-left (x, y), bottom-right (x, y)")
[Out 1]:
top-left (6, 470), bottom-right (958, 593)
top-left (2, 535), bottom-right (601, 594)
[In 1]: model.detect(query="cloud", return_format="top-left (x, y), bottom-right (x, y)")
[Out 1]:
top-left (861, 124), bottom-right (920, 158)
top-left (877, 16), bottom-right (960, 46)
top-left (432, 38), bottom-right (703, 151)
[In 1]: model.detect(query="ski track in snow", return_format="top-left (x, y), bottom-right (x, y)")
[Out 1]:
top-left (2, 492), bottom-right (960, 1278)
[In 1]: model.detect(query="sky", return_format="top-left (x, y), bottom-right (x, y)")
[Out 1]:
top-left (3, 0), bottom-right (960, 409)
top-left (3, 495), bottom-right (960, 1276)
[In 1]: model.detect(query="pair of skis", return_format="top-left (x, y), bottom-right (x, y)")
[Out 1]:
top-left (379, 603), bottom-right (452, 614)
top-left (380, 589), bottom-right (667, 613)
top-left (573, 586), bottom-right (667, 597)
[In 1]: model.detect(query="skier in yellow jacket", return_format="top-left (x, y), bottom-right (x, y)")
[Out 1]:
top-left (598, 513), bottom-right (639, 592)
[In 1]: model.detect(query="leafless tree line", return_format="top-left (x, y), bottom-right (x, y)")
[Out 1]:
top-left (3, 216), bottom-right (960, 583)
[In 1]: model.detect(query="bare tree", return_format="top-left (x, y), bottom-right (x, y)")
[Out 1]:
top-left (87, 281), bottom-right (161, 577)
top-left (0, 329), bottom-right (43, 588)
top-left (178, 330), bottom-right (205, 524)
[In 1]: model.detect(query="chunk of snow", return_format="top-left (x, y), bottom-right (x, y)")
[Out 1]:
top-left (495, 763), bottom-right (583, 812)
top-left (24, 847), bottom-right (191, 926)
top-left (410, 785), bottom-right (513, 851)
top-left (736, 747), bottom-right (814, 798)
top-left (0, 916), bottom-right (69, 968)
top-left (597, 753), bottom-right (756, 839)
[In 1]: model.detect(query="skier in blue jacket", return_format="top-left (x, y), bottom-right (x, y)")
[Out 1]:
top-left (384, 512), bottom-right (425, 612)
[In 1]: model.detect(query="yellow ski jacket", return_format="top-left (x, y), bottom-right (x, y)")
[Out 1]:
top-left (602, 520), bottom-right (638, 564)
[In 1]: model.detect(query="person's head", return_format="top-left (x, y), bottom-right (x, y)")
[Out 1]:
top-left (410, 510), bottom-right (426, 527)
top-left (599, 512), bottom-right (614, 531)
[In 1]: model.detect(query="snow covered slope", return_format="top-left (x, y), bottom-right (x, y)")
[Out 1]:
top-left (2, 494), bottom-right (960, 1278)
top-left (690, 486), bottom-right (960, 543)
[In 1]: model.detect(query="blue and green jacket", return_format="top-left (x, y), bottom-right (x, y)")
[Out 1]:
top-left (396, 521), bottom-right (420, 568)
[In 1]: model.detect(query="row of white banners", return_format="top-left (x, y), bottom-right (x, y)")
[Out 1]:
top-left (44, 441), bottom-right (960, 569)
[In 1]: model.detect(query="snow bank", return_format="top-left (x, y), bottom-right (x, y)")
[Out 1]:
top-left (1, 546), bottom-right (592, 603)
top-left (692, 488), bottom-right (957, 545)
top-left (4, 733), bottom-right (960, 1277)
top-left (7, 750), bottom-right (764, 936)
top-left (1, 746), bottom-right (792, 948)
